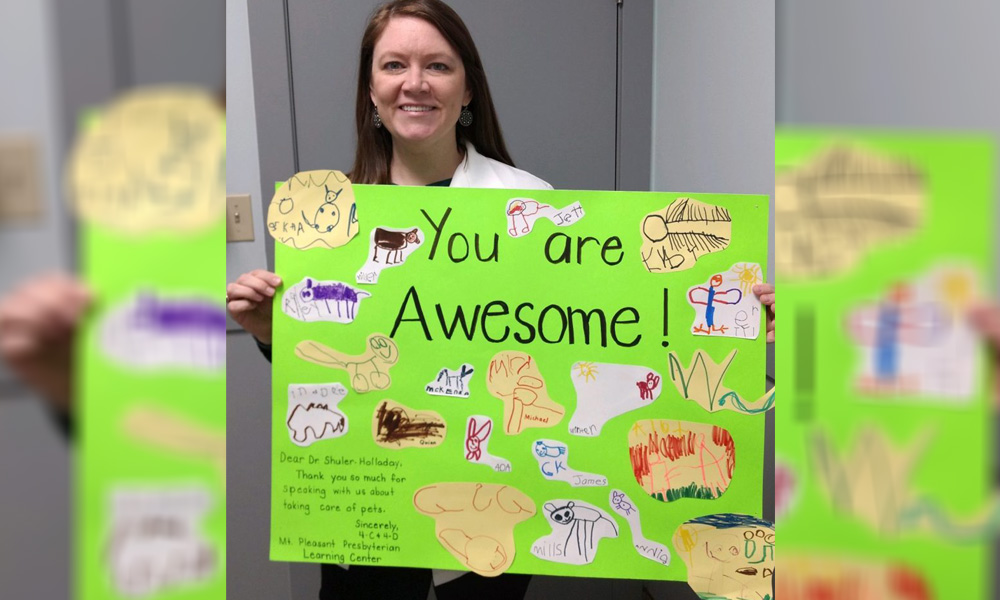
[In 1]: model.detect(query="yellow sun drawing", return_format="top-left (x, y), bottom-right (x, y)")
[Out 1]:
top-left (575, 361), bottom-right (599, 382)
top-left (731, 263), bottom-right (763, 296)
top-left (937, 269), bottom-right (974, 313)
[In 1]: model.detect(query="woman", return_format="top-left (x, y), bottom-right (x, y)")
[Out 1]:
top-left (227, 1), bottom-right (550, 598)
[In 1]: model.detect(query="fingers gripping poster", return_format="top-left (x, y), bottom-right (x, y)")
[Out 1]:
top-left (270, 182), bottom-right (769, 583)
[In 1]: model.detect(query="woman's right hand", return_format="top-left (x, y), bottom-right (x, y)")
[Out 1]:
top-left (226, 270), bottom-right (282, 345)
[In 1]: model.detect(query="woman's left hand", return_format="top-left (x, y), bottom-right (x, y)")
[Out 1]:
top-left (968, 302), bottom-right (1000, 405)
top-left (753, 283), bottom-right (775, 343)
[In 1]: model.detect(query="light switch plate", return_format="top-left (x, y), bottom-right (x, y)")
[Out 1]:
top-left (227, 194), bottom-right (254, 242)
top-left (0, 135), bottom-right (44, 222)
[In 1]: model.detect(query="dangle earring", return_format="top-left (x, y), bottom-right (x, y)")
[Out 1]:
top-left (459, 105), bottom-right (473, 127)
top-left (373, 105), bottom-right (382, 128)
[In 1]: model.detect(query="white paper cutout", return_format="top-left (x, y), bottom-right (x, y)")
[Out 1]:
top-left (356, 226), bottom-right (424, 284)
top-left (532, 439), bottom-right (607, 487)
top-left (100, 292), bottom-right (225, 372)
top-left (608, 489), bottom-right (671, 566)
top-left (106, 487), bottom-right (216, 597)
top-left (687, 262), bottom-right (764, 339)
top-left (505, 198), bottom-right (584, 238)
top-left (846, 265), bottom-right (979, 401)
top-left (286, 383), bottom-right (349, 447)
top-left (464, 416), bottom-right (511, 473)
top-left (282, 277), bottom-right (370, 323)
top-left (567, 362), bottom-right (661, 436)
top-left (425, 363), bottom-right (475, 398)
top-left (530, 499), bottom-right (618, 564)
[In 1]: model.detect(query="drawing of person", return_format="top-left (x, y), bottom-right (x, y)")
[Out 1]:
top-left (689, 274), bottom-right (744, 334)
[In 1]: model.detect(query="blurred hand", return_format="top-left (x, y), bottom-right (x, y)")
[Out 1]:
top-left (753, 283), bottom-right (775, 343)
top-left (0, 273), bottom-right (92, 413)
top-left (968, 302), bottom-right (1000, 405)
top-left (226, 269), bottom-right (281, 345)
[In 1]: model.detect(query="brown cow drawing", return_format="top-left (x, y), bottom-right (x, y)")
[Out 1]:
top-left (373, 228), bottom-right (420, 264)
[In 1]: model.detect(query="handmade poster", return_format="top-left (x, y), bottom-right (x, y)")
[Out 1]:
top-left (270, 184), bottom-right (769, 582)
top-left (776, 129), bottom-right (995, 598)
top-left (72, 88), bottom-right (227, 600)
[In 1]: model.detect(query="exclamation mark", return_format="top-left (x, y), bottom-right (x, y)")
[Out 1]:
top-left (662, 288), bottom-right (669, 347)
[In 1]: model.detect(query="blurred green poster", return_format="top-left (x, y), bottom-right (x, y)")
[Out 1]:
top-left (268, 178), bottom-right (772, 585)
top-left (73, 88), bottom-right (227, 599)
top-left (775, 128), bottom-right (995, 598)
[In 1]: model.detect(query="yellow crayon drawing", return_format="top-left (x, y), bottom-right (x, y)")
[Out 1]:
top-left (413, 483), bottom-right (535, 577)
top-left (294, 333), bottom-right (398, 393)
top-left (267, 170), bottom-right (359, 249)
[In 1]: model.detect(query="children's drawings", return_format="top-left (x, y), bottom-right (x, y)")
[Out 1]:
top-left (628, 420), bottom-right (736, 502)
top-left (282, 277), bottom-right (370, 323)
top-left (608, 489), bottom-right (670, 566)
top-left (356, 226), bottom-right (424, 284)
top-left (567, 362), bottom-right (661, 436)
top-left (847, 266), bottom-right (978, 401)
top-left (101, 292), bottom-right (225, 373)
top-left (68, 87), bottom-right (225, 234)
top-left (413, 483), bottom-right (535, 577)
top-left (373, 400), bottom-right (445, 449)
top-left (505, 198), bottom-right (584, 238)
top-left (776, 143), bottom-right (925, 281)
top-left (640, 197), bottom-right (732, 273)
top-left (465, 416), bottom-right (511, 473)
top-left (673, 513), bottom-right (774, 600)
top-left (286, 383), bottom-right (348, 447)
top-left (294, 334), bottom-right (398, 393)
top-left (486, 351), bottom-right (565, 434)
top-left (778, 554), bottom-right (932, 600)
top-left (531, 500), bottom-right (618, 565)
top-left (122, 405), bottom-right (226, 484)
top-left (426, 363), bottom-right (474, 398)
top-left (668, 349), bottom-right (775, 414)
top-left (775, 458), bottom-right (798, 521)
top-left (267, 170), bottom-right (359, 249)
top-left (687, 263), bottom-right (764, 339)
top-left (532, 439), bottom-right (608, 487)
top-left (106, 487), bottom-right (217, 597)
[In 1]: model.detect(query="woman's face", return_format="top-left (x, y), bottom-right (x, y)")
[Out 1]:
top-left (370, 16), bottom-right (472, 150)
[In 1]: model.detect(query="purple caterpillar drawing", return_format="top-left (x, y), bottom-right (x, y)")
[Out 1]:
top-left (299, 278), bottom-right (370, 320)
top-left (133, 293), bottom-right (227, 332)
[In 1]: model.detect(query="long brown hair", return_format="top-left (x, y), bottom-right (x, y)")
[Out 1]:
top-left (349, 0), bottom-right (514, 184)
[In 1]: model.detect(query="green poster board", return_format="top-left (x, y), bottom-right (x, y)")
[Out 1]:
top-left (74, 89), bottom-right (227, 599)
top-left (269, 182), bottom-right (771, 583)
top-left (775, 128), bottom-right (994, 598)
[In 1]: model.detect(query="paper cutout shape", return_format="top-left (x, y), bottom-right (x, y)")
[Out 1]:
top-left (282, 277), bottom-right (370, 323)
top-left (356, 226), bottom-right (424, 284)
top-left (372, 400), bottom-right (445, 449)
top-left (628, 420), bottom-right (736, 502)
top-left (668, 349), bottom-right (775, 414)
top-left (505, 197), bottom-right (584, 238)
top-left (530, 499), bottom-right (618, 565)
top-left (847, 265), bottom-right (979, 400)
top-left (425, 363), bottom-right (475, 398)
top-left (465, 416), bottom-right (511, 472)
top-left (567, 362), bottom-right (661, 436)
top-left (267, 170), bottom-right (359, 249)
top-left (778, 554), bottom-right (932, 600)
top-left (286, 383), bottom-right (348, 447)
top-left (294, 334), bottom-right (398, 393)
top-left (687, 262), bottom-right (764, 339)
top-left (774, 457), bottom-right (798, 521)
top-left (608, 489), bottom-right (670, 566)
top-left (486, 351), bottom-right (565, 434)
top-left (122, 405), bottom-right (226, 486)
top-left (68, 87), bottom-right (225, 234)
top-left (532, 439), bottom-right (608, 487)
top-left (673, 514), bottom-right (775, 600)
top-left (100, 292), bottom-right (225, 372)
top-left (639, 197), bottom-right (732, 273)
top-left (777, 143), bottom-right (925, 281)
top-left (413, 483), bottom-right (535, 576)
top-left (106, 487), bottom-right (217, 597)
